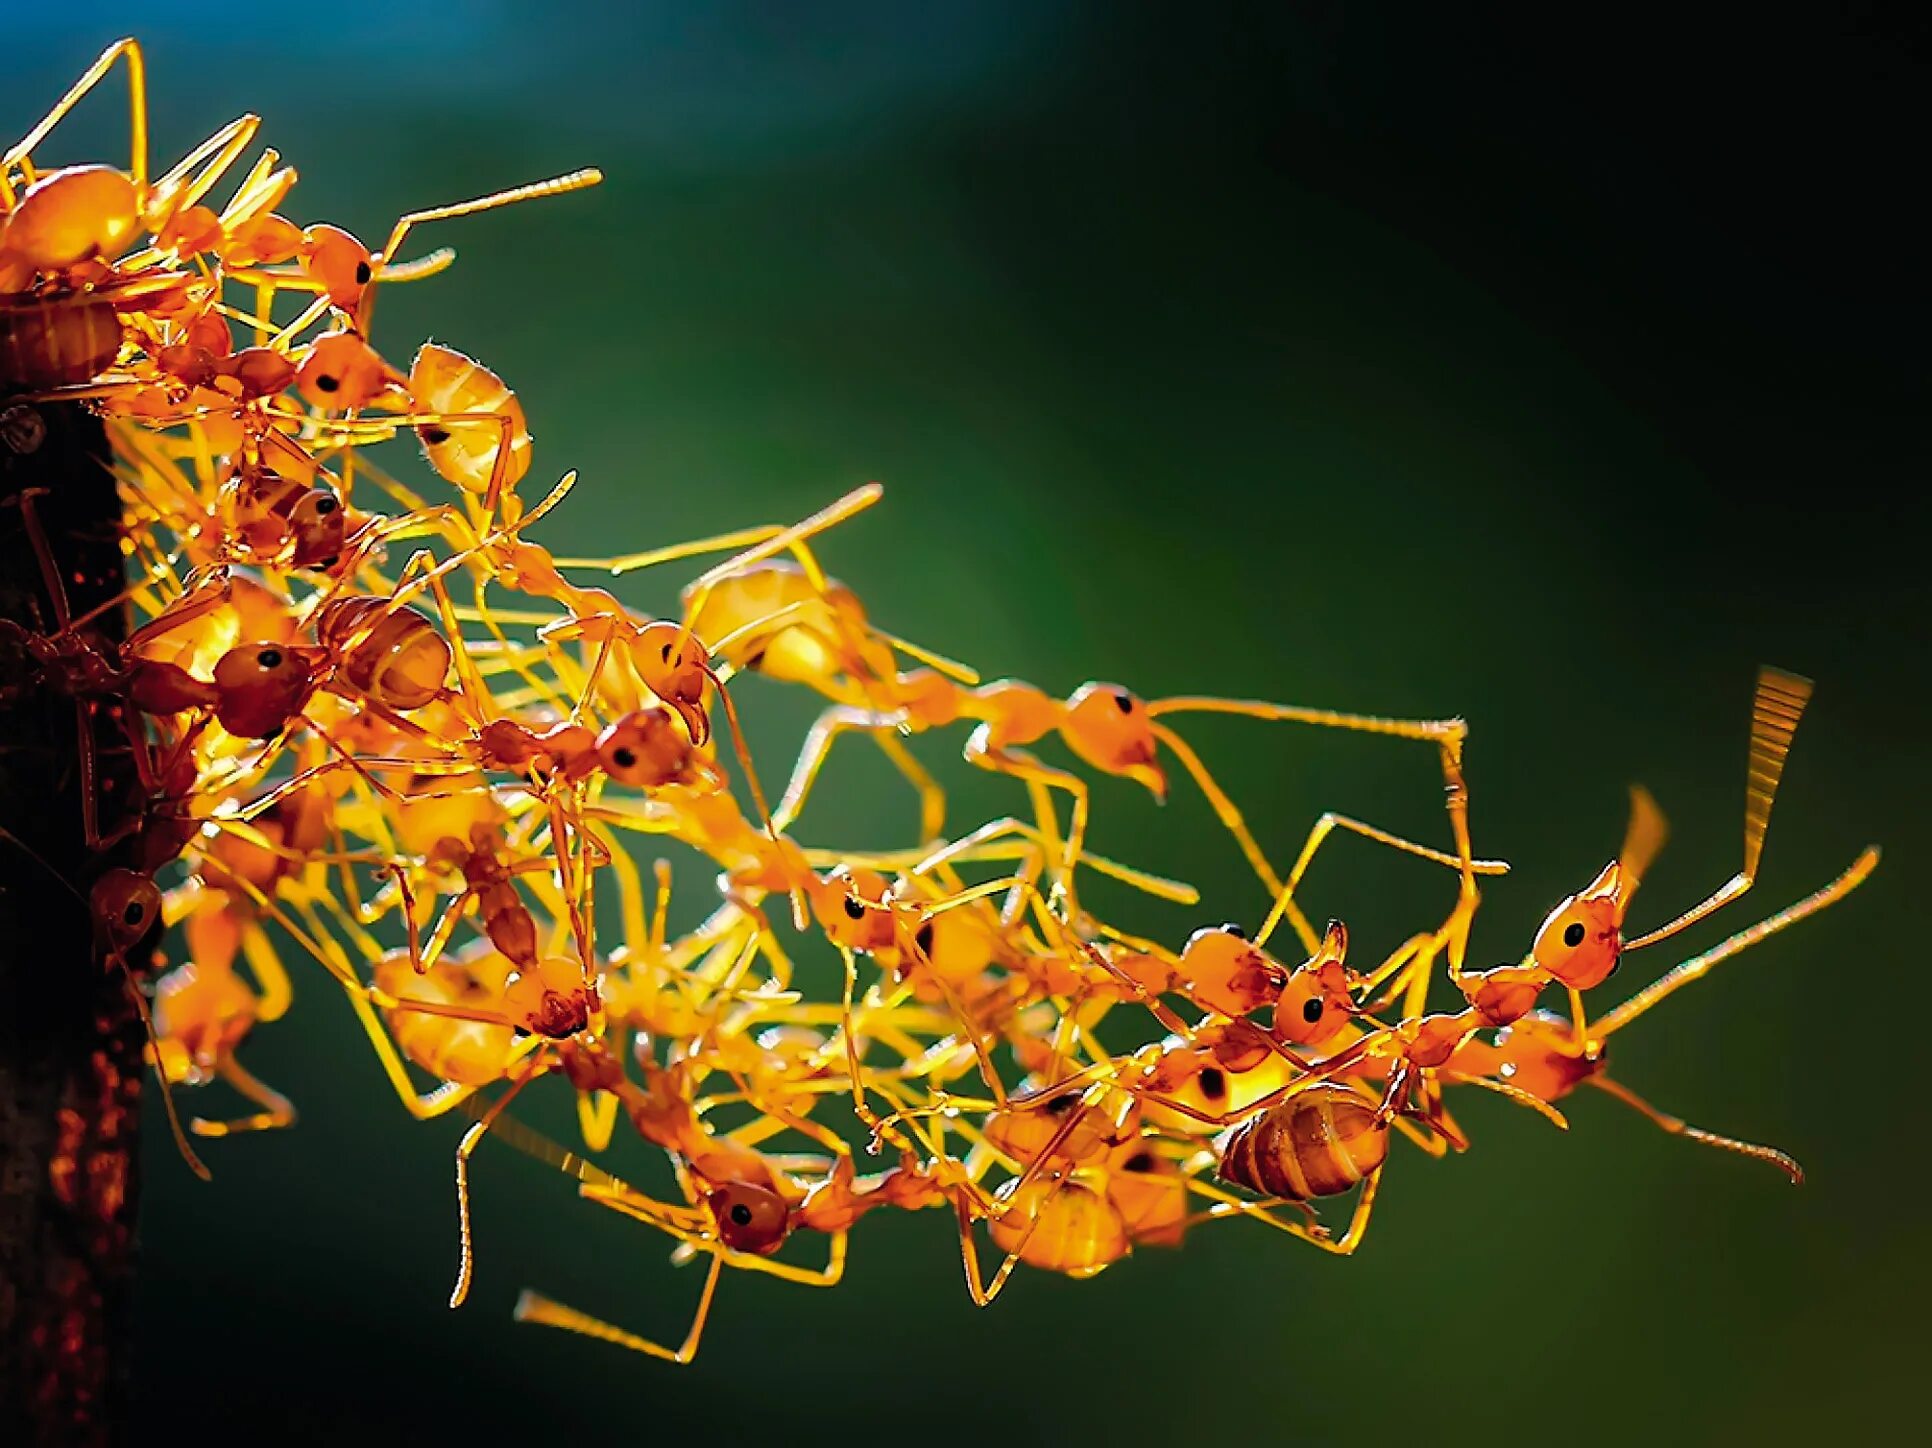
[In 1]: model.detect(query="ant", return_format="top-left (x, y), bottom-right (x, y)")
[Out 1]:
top-left (1448, 846), bottom-right (1878, 1182)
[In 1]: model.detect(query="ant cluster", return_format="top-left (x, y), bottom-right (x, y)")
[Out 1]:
top-left (0, 41), bottom-right (1879, 1363)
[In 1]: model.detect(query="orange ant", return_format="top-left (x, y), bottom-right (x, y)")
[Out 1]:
top-left (149, 898), bottom-right (295, 1138)
top-left (1447, 846), bottom-right (1878, 1183)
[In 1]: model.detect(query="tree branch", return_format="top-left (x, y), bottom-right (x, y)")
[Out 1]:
top-left (1, 399), bottom-right (143, 1447)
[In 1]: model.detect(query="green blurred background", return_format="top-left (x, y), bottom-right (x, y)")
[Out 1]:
top-left (10, 5), bottom-right (1926, 1443)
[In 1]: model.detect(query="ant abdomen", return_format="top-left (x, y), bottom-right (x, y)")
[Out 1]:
top-left (1216, 1084), bottom-right (1388, 1201)
top-left (315, 596), bottom-right (452, 711)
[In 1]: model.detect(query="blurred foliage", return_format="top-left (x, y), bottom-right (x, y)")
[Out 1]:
top-left (8, 5), bottom-right (1924, 1444)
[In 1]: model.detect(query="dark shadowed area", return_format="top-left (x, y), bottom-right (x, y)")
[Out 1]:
top-left (7, 5), bottom-right (1925, 1444)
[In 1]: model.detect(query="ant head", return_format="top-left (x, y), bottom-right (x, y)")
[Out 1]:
top-left (595, 707), bottom-right (692, 788)
top-left (706, 1181), bottom-right (790, 1255)
top-left (1531, 860), bottom-right (1625, 988)
top-left (1176, 922), bottom-right (1282, 1018)
top-left (631, 621), bottom-right (712, 744)
top-left (301, 224), bottom-right (374, 312)
top-left (809, 865), bottom-right (897, 952)
top-left (91, 868), bottom-right (160, 957)
top-left (5, 164), bottom-right (141, 270)
top-left (1272, 920), bottom-right (1356, 1046)
top-left (1061, 682), bottom-right (1166, 800)
top-left (632, 622), bottom-right (708, 699)
top-left (503, 956), bottom-right (598, 1040)
top-left (287, 487), bottom-right (347, 568)
top-left (211, 641), bottom-right (319, 738)
top-left (296, 329), bottom-right (393, 410)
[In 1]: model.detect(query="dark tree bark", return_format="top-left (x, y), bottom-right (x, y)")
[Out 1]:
top-left (0, 399), bottom-right (144, 1447)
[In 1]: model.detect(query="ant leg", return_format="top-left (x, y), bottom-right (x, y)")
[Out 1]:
top-left (773, 704), bottom-right (904, 831)
top-left (558, 522), bottom-right (786, 575)
top-left (1147, 721), bottom-right (1285, 901)
top-left (1255, 811), bottom-right (1513, 957)
top-left (75, 700), bottom-right (103, 850)
top-left (13, 492), bottom-right (109, 848)
top-left (1437, 1071), bottom-right (1569, 1131)
top-left (1565, 985), bottom-right (1592, 1049)
top-left (1593, 847), bottom-right (1879, 1040)
top-left (1624, 667), bottom-right (1813, 952)
top-left (149, 113), bottom-right (260, 216)
top-left (90, 568), bottom-right (231, 651)
top-left (954, 1193), bottom-right (1028, 1308)
top-left (963, 730), bottom-right (1089, 904)
top-left (190, 1056), bottom-right (296, 1137)
top-left (426, 570), bottom-right (492, 726)
top-left (838, 946), bottom-right (905, 1148)
top-left (117, 969), bottom-right (212, 1181)
top-left (1180, 1174), bottom-right (1331, 1245)
top-left (237, 921), bottom-right (293, 1023)
top-left (514, 1252), bottom-right (722, 1364)
top-left (3, 38), bottom-right (147, 197)
top-left (576, 1091), bottom-right (621, 1153)
top-left (1588, 1076), bottom-right (1802, 1183)
top-left (1358, 932), bottom-right (1439, 1008)
top-left (702, 664), bottom-right (804, 930)
top-left (1321, 1167), bottom-right (1383, 1255)
top-left (872, 731), bottom-right (947, 846)
top-left (912, 816), bottom-right (1199, 907)
top-left (451, 1065), bottom-right (543, 1308)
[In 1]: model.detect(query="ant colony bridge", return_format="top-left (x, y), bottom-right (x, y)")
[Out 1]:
top-left (0, 38), bottom-right (1878, 1442)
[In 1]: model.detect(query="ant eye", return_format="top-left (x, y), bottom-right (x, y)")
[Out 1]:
top-left (122, 901), bottom-right (145, 926)
top-left (842, 896), bottom-right (866, 920)
top-left (660, 643), bottom-right (674, 661)
top-left (1122, 1150), bottom-right (1155, 1173)
top-left (315, 374), bottom-right (339, 393)
top-left (1045, 1093), bottom-right (1077, 1116)
top-left (257, 648), bottom-right (283, 669)
top-left (1220, 922), bottom-right (1247, 939)
top-left (1114, 691), bottom-right (1134, 713)
top-left (314, 495), bottom-right (338, 515)
top-left (1302, 996), bottom-right (1325, 1024)
top-left (1197, 1066), bottom-right (1226, 1099)
top-left (421, 427), bottom-right (451, 445)
top-left (610, 747), bottom-right (638, 769)
top-left (316, 556), bottom-right (340, 571)
top-left (729, 1202), bottom-right (753, 1226)
top-left (354, 260), bottom-right (372, 285)
top-left (1563, 922), bottom-right (1586, 948)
